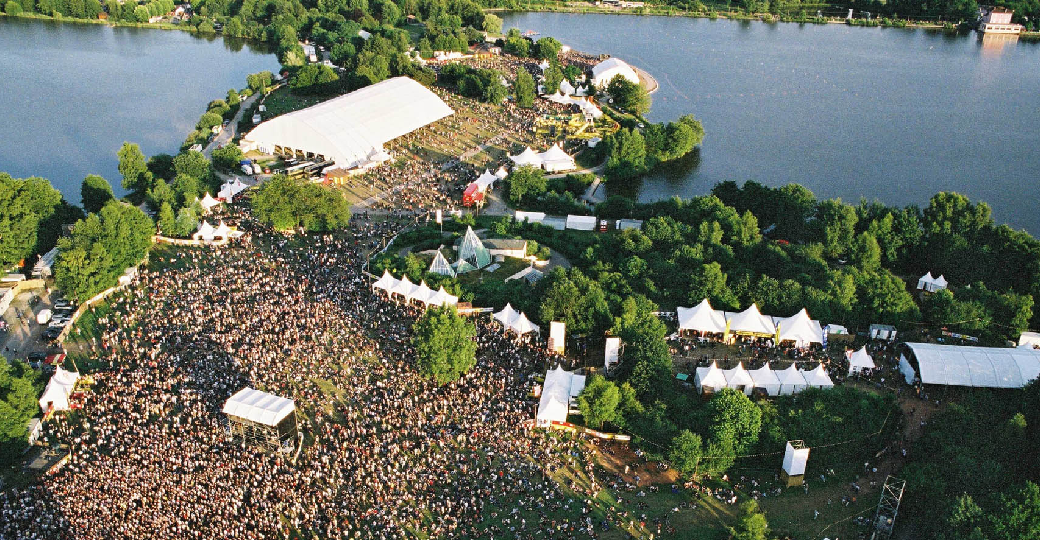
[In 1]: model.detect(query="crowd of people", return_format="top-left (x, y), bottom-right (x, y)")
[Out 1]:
top-left (0, 206), bottom-right (668, 540)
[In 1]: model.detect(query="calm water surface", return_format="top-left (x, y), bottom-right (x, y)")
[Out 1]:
top-left (501, 13), bottom-right (1040, 233)
top-left (0, 18), bottom-right (278, 201)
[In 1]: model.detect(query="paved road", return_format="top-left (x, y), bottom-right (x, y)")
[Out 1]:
top-left (203, 91), bottom-right (262, 158)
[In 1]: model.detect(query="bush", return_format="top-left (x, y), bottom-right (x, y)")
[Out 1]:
top-left (5, 1), bottom-right (23, 15)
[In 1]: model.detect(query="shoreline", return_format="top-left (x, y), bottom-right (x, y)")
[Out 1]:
top-left (631, 64), bottom-right (658, 94)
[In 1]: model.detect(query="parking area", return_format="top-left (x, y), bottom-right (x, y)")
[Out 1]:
top-left (1, 284), bottom-right (74, 370)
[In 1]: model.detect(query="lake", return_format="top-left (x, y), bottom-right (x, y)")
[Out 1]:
top-left (500, 12), bottom-right (1040, 233)
top-left (0, 17), bottom-right (278, 202)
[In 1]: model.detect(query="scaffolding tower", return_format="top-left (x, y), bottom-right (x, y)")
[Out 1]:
top-left (871, 476), bottom-right (906, 539)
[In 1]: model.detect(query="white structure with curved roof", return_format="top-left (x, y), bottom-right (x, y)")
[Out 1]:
top-left (905, 342), bottom-right (1040, 388)
top-left (243, 77), bottom-right (453, 169)
top-left (592, 57), bottom-right (640, 87)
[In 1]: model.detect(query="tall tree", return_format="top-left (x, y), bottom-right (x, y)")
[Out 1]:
top-left (81, 174), bottom-right (114, 214)
top-left (117, 142), bottom-right (148, 192)
top-left (411, 306), bottom-right (477, 386)
top-left (577, 375), bottom-right (621, 429)
top-left (514, 69), bottom-right (536, 108)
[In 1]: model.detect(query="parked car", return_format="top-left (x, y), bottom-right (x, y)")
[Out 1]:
top-left (53, 299), bottom-right (72, 309)
top-left (27, 352), bottom-right (47, 369)
top-left (48, 320), bottom-right (67, 329)
top-left (41, 327), bottom-right (62, 342)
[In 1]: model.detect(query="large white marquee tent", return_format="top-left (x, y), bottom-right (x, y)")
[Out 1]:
top-left (773, 308), bottom-right (824, 347)
top-left (536, 365), bottom-right (586, 425)
top-left (243, 77), bottom-right (453, 170)
top-left (726, 304), bottom-right (776, 336)
top-left (677, 299), bottom-right (727, 334)
top-left (38, 367), bottom-right (80, 413)
top-left (592, 57), bottom-right (639, 87)
top-left (904, 342), bottom-right (1040, 388)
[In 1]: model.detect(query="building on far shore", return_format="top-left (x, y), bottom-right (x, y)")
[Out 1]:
top-left (977, 6), bottom-right (1024, 34)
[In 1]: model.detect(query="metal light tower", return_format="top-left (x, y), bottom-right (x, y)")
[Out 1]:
top-left (871, 476), bottom-right (906, 539)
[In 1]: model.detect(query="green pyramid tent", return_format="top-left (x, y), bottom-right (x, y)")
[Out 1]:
top-left (429, 250), bottom-right (456, 278)
top-left (453, 259), bottom-right (477, 274)
top-left (458, 226), bottom-right (491, 269)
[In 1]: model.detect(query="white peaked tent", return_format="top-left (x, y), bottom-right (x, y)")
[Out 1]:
top-left (510, 312), bottom-right (539, 336)
top-left (933, 274), bottom-right (948, 290)
top-left (695, 361), bottom-right (728, 394)
top-left (848, 346), bottom-right (876, 375)
top-left (750, 362), bottom-right (782, 396)
top-left (559, 79), bottom-right (576, 96)
top-left (509, 147), bottom-right (543, 168)
top-left (724, 362), bottom-right (755, 395)
top-left (494, 303), bottom-right (519, 327)
top-left (193, 220), bottom-right (217, 241)
top-left (411, 281), bottom-right (435, 305)
top-left (917, 272), bottom-right (949, 292)
top-left (38, 367), bottom-right (80, 413)
top-left (372, 270), bottom-right (395, 294)
top-left (776, 364), bottom-right (808, 395)
top-left (575, 85), bottom-right (590, 97)
top-left (213, 221), bottom-right (232, 239)
top-left (775, 308), bottom-right (824, 347)
top-left (800, 364), bottom-right (835, 389)
top-left (916, 272), bottom-right (935, 290)
top-left (430, 286), bottom-right (458, 307)
top-left (677, 299), bottom-right (727, 334)
top-left (545, 91), bottom-right (571, 104)
top-left (538, 59), bottom-right (551, 72)
top-left (429, 251), bottom-right (456, 277)
top-left (494, 166), bottom-right (509, 179)
top-left (391, 275), bottom-right (416, 300)
top-left (474, 169), bottom-right (498, 191)
top-left (538, 144), bottom-right (576, 173)
top-left (727, 304), bottom-right (776, 336)
top-left (200, 192), bottom-right (221, 212)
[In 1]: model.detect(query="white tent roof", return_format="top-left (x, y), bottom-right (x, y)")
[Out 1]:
top-left (213, 221), bottom-right (232, 238)
top-left (800, 363), bottom-right (835, 388)
top-left (510, 312), bottom-right (539, 335)
top-left (200, 192), bottom-right (221, 210)
top-left (509, 147), bottom-right (542, 167)
top-left (775, 308), bottom-right (823, 345)
top-left (222, 388), bottom-right (296, 426)
top-left (917, 271), bottom-right (934, 290)
top-left (677, 299), bottom-right (727, 334)
top-left (539, 143), bottom-right (574, 163)
top-left (933, 274), bottom-right (948, 288)
top-left (906, 342), bottom-right (1040, 388)
top-left (559, 79), bottom-right (576, 95)
top-left (566, 215), bottom-right (597, 231)
top-left (537, 366), bottom-right (586, 424)
top-left (494, 166), bottom-right (509, 179)
top-left (244, 77), bottom-right (453, 169)
top-left (592, 57), bottom-right (639, 86)
top-left (411, 280), bottom-right (435, 304)
top-left (430, 286), bottom-right (458, 307)
top-left (474, 169), bottom-right (498, 191)
top-left (373, 269), bottom-right (396, 291)
top-left (750, 362), bottom-right (781, 395)
top-left (494, 303), bottom-right (518, 327)
top-left (1019, 331), bottom-right (1040, 348)
top-left (726, 304), bottom-right (776, 335)
top-left (776, 364), bottom-right (808, 395)
top-left (695, 361), bottom-right (728, 392)
top-left (538, 60), bottom-right (551, 71)
top-left (38, 367), bottom-right (79, 413)
top-left (391, 275), bottom-right (416, 298)
top-left (195, 220), bottom-right (216, 240)
top-left (724, 362), bottom-right (755, 392)
top-left (848, 346), bottom-right (876, 374)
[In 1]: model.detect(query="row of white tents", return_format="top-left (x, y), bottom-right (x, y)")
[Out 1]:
top-left (493, 303), bottom-right (540, 336)
top-left (509, 144), bottom-right (577, 173)
top-left (543, 92), bottom-right (604, 120)
top-left (217, 178), bottom-right (250, 201)
top-left (694, 361), bottom-right (834, 396)
top-left (371, 270), bottom-right (460, 308)
top-left (193, 220), bottom-right (234, 242)
top-left (677, 300), bottom-right (824, 347)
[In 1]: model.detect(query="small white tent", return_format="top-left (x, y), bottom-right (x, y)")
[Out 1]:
top-left (727, 304), bottom-right (776, 336)
top-left (474, 169), bottom-right (498, 191)
top-left (724, 362), bottom-right (755, 395)
top-left (213, 221), bottom-right (232, 240)
top-left (800, 363), bottom-right (835, 389)
top-left (494, 303), bottom-right (519, 328)
top-left (200, 192), bottom-right (221, 212)
top-left (411, 281), bottom-right (435, 305)
top-left (694, 361), bottom-right (728, 394)
top-left (776, 364), bottom-right (808, 395)
top-left (750, 362), bottom-right (782, 396)
top-left (509, 147), bottom-right (542, 168)
top-left (38, 367), bottom-right (80, 413)
top-left (676, 299), bottom-right (727, 335)
top-left (536, 365), bottom-right (586, 425)
top-left (372, 270), bottom-right (396, 295)
top-left (538, 144), bottom-right (576, 173)
top-left (916, 271), bottom-right (935, 291)
top-left (193, 221), bottom-right (217, 242)
top-left (429, 286), bottom-right (458, 308)
top-left (775, 308), bottom-right (823, 347)
top-left (391, 275), bottom-right (416, 301)
top-left (510, 312), bottom-right (539, 336)
top-left (847, 346), bottom-right (876, 375)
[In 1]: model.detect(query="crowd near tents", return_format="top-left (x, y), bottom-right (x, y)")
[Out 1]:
top-left (536, 365), bottom-right (586, 425)
top-left (371, 270), bottom-right (459, 308)
top-left (694, 360), bottom-right (831, 396)
top-left (676, 299), bottom-right (824, 346)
